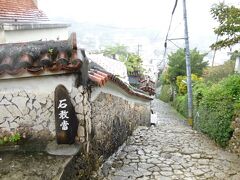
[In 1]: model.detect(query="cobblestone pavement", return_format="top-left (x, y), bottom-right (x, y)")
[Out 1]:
top-left (97, 99), bottom-right (240, 180)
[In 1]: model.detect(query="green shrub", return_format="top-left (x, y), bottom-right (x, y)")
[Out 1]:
top-left (0, 132), bottom-right (21, 145)
top-left (9, 133), bottom-right (21, 143)
top-left (176, 74), bottom-right (203, 95)
top-left (159, 71), bottom-right (170, 85)
top-left (193, 82), bottom-right (208, 109)
top-left (196, 74), bottom-right (240, 147)
top-left (159, 85), bottom-right (172, 102)
top-left (172, 94), bottom-right (188, 118)
top-left (172, 79), bottom-right (205, 119)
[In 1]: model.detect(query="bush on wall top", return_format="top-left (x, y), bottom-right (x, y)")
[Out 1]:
top-left (195, 74), bottom-right (240, 147)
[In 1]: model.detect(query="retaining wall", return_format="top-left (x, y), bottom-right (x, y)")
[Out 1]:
top-left (229, 117), bottom-right (240, 155)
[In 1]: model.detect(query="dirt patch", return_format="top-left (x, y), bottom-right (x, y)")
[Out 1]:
top-left (0, 152), bottom-right (72, 180)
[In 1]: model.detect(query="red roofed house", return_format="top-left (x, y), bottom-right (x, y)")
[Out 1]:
top-left (0, 29), bottom-right (153, 177)
top-left (0, 0), bottom-right (69, 43)
top-left (0, 1), bottom-right (152, 176)
top-left (0, 32), bottom-right (152, 176)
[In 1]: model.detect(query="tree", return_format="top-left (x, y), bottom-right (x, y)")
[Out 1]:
top-left (230, 50), bottom-right (240, 61)
top-left (210, 3), bottom-right (240, 50)
top-left (125, 53), bottom-right (145, 74)
top-left (102, 44), bottom-right (144, 74)
top-left (102, 44), bottom-right (128, 62)
top-left (167, 48), bottom-right (208, 83)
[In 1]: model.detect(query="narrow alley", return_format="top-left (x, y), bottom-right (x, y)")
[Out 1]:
top-left (97, 99), bottom-right (240, 180)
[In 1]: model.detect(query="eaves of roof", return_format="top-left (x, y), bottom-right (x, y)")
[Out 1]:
top-left (89, 69), bottom-right (153, 101)
top-left (0, 33), bottom-right (82, 79)
top-left (1, 22), bottom-right (70, 31)
top-left (140, 86), bottom-right (156, 96)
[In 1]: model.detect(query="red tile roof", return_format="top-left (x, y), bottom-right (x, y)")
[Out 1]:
top-left (0, 32), bottom-right (152, 101)
top-left (139, 77), bottom-right (156, 95)
top-left (89, 69), bottom-right (153, 100)
top-left (140, 86), bottom-right (155, 96)
top-left (0, 0), bottom-right (48, 22)
top-left (0, 33), bottom-right (82, 77)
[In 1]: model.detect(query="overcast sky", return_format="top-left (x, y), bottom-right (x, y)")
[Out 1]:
top-left (38, 0), bottom-right (240, 64)
top-left (38, 0), bottom-right (239, 27)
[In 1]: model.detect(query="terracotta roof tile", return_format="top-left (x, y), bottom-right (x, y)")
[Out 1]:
top-left (0, 33), bottom-right (82, 77)
top-left (0, 0), bottom-right (48, 22)
top-left (139, 77), bottom-right (156, 95)
top-left (140, 86), bottom-right (155, 96)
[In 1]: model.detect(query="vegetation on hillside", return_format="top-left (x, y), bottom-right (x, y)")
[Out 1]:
top-left (102, 44), bottom-right (145, 74)
top-left (203, 60), bottom-right (235, 84)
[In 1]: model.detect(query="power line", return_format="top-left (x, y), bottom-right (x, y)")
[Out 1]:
top-left (160, 0), bottom-right (179, 70)
top-left (168, 21), bottom-right (183, 37)
top-left (165, 0), bottom-right (179, 45)
top-left (154, 0), bottom-right (179, 42)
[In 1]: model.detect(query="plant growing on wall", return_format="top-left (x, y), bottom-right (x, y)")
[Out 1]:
top-left (9, 133), bottom-right (21, 143)
top-left (0, 132), bottom-right (21, 145)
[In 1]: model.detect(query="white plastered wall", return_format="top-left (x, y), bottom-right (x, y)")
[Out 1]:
top-left (90, 81), bottom-right (151, 106)
top-left (0, 74), bottom-right (76, 93)
top-left (0, 29), bottom-right (5, 43)
top-left (3, 27), bottom-right (69, 43)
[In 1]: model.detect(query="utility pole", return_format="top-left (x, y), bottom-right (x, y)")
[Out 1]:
top-left (137, 44), bottom-right (142, 56)
top-left (183, 0), bottom-right (193, 127)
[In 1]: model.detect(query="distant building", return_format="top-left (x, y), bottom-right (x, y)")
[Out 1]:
top-left (0, 0), bottom-right (70, 43)
top-left (142, 58), bottom-right (160, 82)
top-left (139, 76), bottom-right (155, 96)
top-left (128, 70), bottom-right (142, 88)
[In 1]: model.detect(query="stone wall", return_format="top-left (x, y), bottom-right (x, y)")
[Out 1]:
top-left (0, 90), bottom-right (55, 141)
top-left (229, 117), bottom-right (240, 155)
top-left (70, 86), bottom-right (91, 146)
top-left (0, 82), bottom-right (88, 146)
top-left (0, 76), bottom-right (151, 179)
top-left (69, 91), bottom-right (151, 179)
top-left (90, 92), bottom-right (150, 159)
top-left (0, 79), bottom-right (150, 153)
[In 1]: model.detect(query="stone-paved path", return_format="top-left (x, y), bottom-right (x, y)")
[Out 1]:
top-left (97, 99), bottom-right (240, 180)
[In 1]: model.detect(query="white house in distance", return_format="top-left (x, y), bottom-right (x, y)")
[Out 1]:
top-left (142, 58), bottom-right (159, 82)
top-left (88, 53), bottom-right (129, 84)
top-left (0, 0), bottom-right (70, 43)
